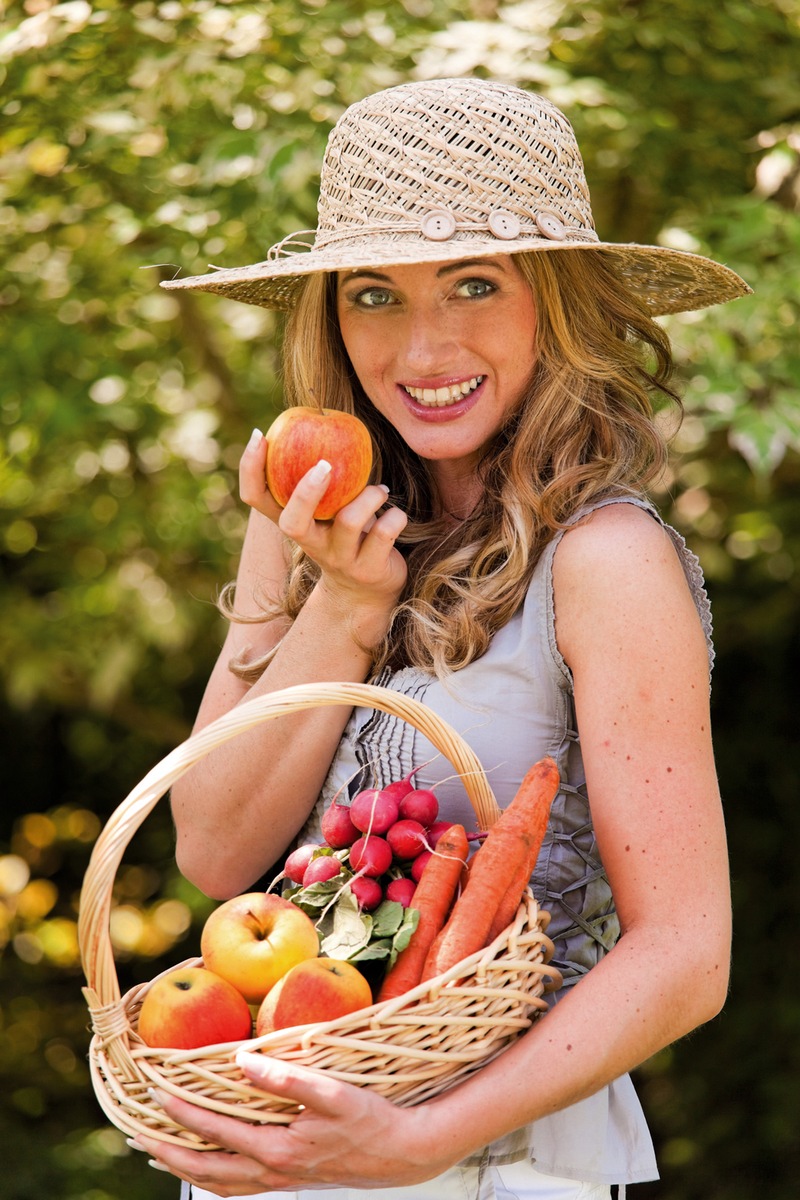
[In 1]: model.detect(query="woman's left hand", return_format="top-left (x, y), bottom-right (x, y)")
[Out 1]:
top-left (129, 1051), bottom-right (449, 1195)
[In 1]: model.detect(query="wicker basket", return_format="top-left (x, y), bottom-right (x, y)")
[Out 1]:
top-left (78, 681), bottom-right (561, 1149)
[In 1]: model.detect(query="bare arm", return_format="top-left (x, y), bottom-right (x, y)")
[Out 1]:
top-left (137, 503), bottom-right (731, 1191)
top-left (402, 502), bottom-right (732, 1152)
top-left (170, 433), bottom-right (408, 898)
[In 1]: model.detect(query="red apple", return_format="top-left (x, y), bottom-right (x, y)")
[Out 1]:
top-left (137, 966), bottom-right (253, 1049)
top-left (200, 892), bottom-right (320, 1005)
top-left (265, 406), bottom-right (373, 520)
top-left (255, 957), bottom-right (373, 1034)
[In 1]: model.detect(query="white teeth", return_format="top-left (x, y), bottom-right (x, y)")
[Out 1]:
top-left (404, 376), bottom-right (484, 407)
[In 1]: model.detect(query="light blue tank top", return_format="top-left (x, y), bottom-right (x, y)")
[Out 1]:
top-left (304, 497), bottom-right (714, 1185)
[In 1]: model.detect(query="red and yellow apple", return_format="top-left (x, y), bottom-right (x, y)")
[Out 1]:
top-left (265, 406), bottom-right (373, 520)
top-left (137, 966), bottom-right (253, 1049)
top-left (255, 957), bottom-right (373, 1035)
top-left (200, 892), bottom-right (320, 1005)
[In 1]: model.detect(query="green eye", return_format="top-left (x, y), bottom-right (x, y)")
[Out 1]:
top-left (456, 278), bottom-right (495, 299)
top-left (356, 287), bottom-right (394, 307)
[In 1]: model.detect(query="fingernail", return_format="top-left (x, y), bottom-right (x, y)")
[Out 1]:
top-left (126, 1137), bottom-right (144, 1151)
top-left (148, 1159), bottom-right (171, 1173)
top-left (236, 1049), bottom-right (266, 1077)
top-left (378, 484), bottom-right (390, 495)
top-left (247, 427), bottom-right (264, 450)
top-left (308, 459), bottom-right (332, 484)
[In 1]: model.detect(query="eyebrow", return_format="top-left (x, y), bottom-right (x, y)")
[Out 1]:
top-left (437, 258), bottom-right (508, 276)
top-left (339, 258), bottom-right (509, 285)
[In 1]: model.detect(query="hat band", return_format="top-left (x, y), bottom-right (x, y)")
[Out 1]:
top-left (266, 213), bottom-right (600, 261)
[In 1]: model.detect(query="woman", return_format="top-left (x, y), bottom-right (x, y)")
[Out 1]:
top-left (133, 79), bottom-right (750, 1198)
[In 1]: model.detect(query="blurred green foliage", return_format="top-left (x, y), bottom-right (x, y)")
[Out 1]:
top-left (1, 1), bottom-right (798, 1197)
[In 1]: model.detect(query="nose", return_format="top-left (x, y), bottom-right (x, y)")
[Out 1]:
top-left (399, 306), bottom-right (459, 376)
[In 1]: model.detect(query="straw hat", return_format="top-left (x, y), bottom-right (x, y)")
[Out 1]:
top-left (161, 77), bottom-right (751, 316)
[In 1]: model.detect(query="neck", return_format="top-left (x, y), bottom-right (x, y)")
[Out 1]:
top-left (431, 463), bottom-right (483, 522)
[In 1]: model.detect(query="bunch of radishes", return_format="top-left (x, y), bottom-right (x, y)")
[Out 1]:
top-left (284, 771), bottom-right (460, 913)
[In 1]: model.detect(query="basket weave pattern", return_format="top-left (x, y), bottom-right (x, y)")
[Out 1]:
top-left (79, 683), bottom-right (560, 1149)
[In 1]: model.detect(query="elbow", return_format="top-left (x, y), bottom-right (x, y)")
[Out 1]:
top-left (698, 954), bottom-right (732, 1024)
top-left (170, 783), bottom-right (261, 900)
top-left (683, 935), bottom-right (731, 1033)
top-left (174, 832), bottom-right (260, 901)
top-left (705, 915), bottom-right (733, 1019)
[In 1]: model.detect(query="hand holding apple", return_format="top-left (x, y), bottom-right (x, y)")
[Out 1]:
top-left (200, 892), bottom-right (320, 1005)
top-left (265, 406), bottom-right (373, 520)
top-left (137, 966), bottom-right (253, 1049)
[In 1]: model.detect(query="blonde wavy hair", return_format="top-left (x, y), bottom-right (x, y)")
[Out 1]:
top-left (222, 249), bottom-right (679, 680)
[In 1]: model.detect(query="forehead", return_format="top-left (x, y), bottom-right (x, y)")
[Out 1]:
top-left (336, 256), bottom-right (522, 286)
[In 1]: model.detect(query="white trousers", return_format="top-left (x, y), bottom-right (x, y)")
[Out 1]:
top-left (183, 1160), bottom-right (615, 1199)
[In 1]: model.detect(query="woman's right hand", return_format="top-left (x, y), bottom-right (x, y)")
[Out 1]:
top-left (171, 429), bottom-right (409, 896)
top-left (239, 427), bottom-right (409, 616)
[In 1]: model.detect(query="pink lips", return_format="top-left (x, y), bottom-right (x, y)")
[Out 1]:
top-left (398, 376), bottom-right (487, 422)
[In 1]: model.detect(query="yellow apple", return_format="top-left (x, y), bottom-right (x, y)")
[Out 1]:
top-left (200, 892), bottom-right (320, 1005)
top-left (265, 406), bottom-right (373, 520)
top-left (137, 966), bottom-right (253, 1049)
top-left (256, 957), bottom-right (373, 1035)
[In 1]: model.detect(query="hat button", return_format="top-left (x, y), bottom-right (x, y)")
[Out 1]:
top-left (488, 209), bottom-right (521, 240)
top-left (420, 209), bottom-right (457, 241)
top-left (536, 211), bottom-right (566, 240)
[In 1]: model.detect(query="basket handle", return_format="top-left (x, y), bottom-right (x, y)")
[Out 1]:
top-left (78, 681), bottom-right (501, 1011)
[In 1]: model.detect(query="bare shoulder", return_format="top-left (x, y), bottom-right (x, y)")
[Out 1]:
top-left (555, 500), bottom-right (678, 572)
top-left (553, 501), bottom-right (689, 601)
top-left (552, 501), bottom-right (704, 670)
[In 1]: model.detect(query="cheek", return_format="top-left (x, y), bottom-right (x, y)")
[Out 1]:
top-left (346, 345), bottom-right (382, 400)
top-left (337, 318), bottom-right (376, 383)
top-left (339, 329), bottom-right (392, 406)
top-left (508, 313), bottom-right (538, 383)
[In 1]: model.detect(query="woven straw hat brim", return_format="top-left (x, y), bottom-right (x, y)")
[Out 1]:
top-left (161, 236), bottom-right (751, 317)
top-left (161, 77), bottom-right (751, 317)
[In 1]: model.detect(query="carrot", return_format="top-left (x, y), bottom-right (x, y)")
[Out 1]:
top-left (421, 757), bottom-right (559, 981)
top-left (377, 823), bottom-right (469, 1002)
top-left (485, 859), bottom-right (537, 943)
top-left (459, 853), bottom-right (471, 895)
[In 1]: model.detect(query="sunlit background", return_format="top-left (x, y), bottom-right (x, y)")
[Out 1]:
top-left (2, 1), bottom-right (799, 1197)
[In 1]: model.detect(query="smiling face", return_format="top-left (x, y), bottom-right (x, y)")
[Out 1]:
top-left (335, 256), bottom-right (537, 508)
